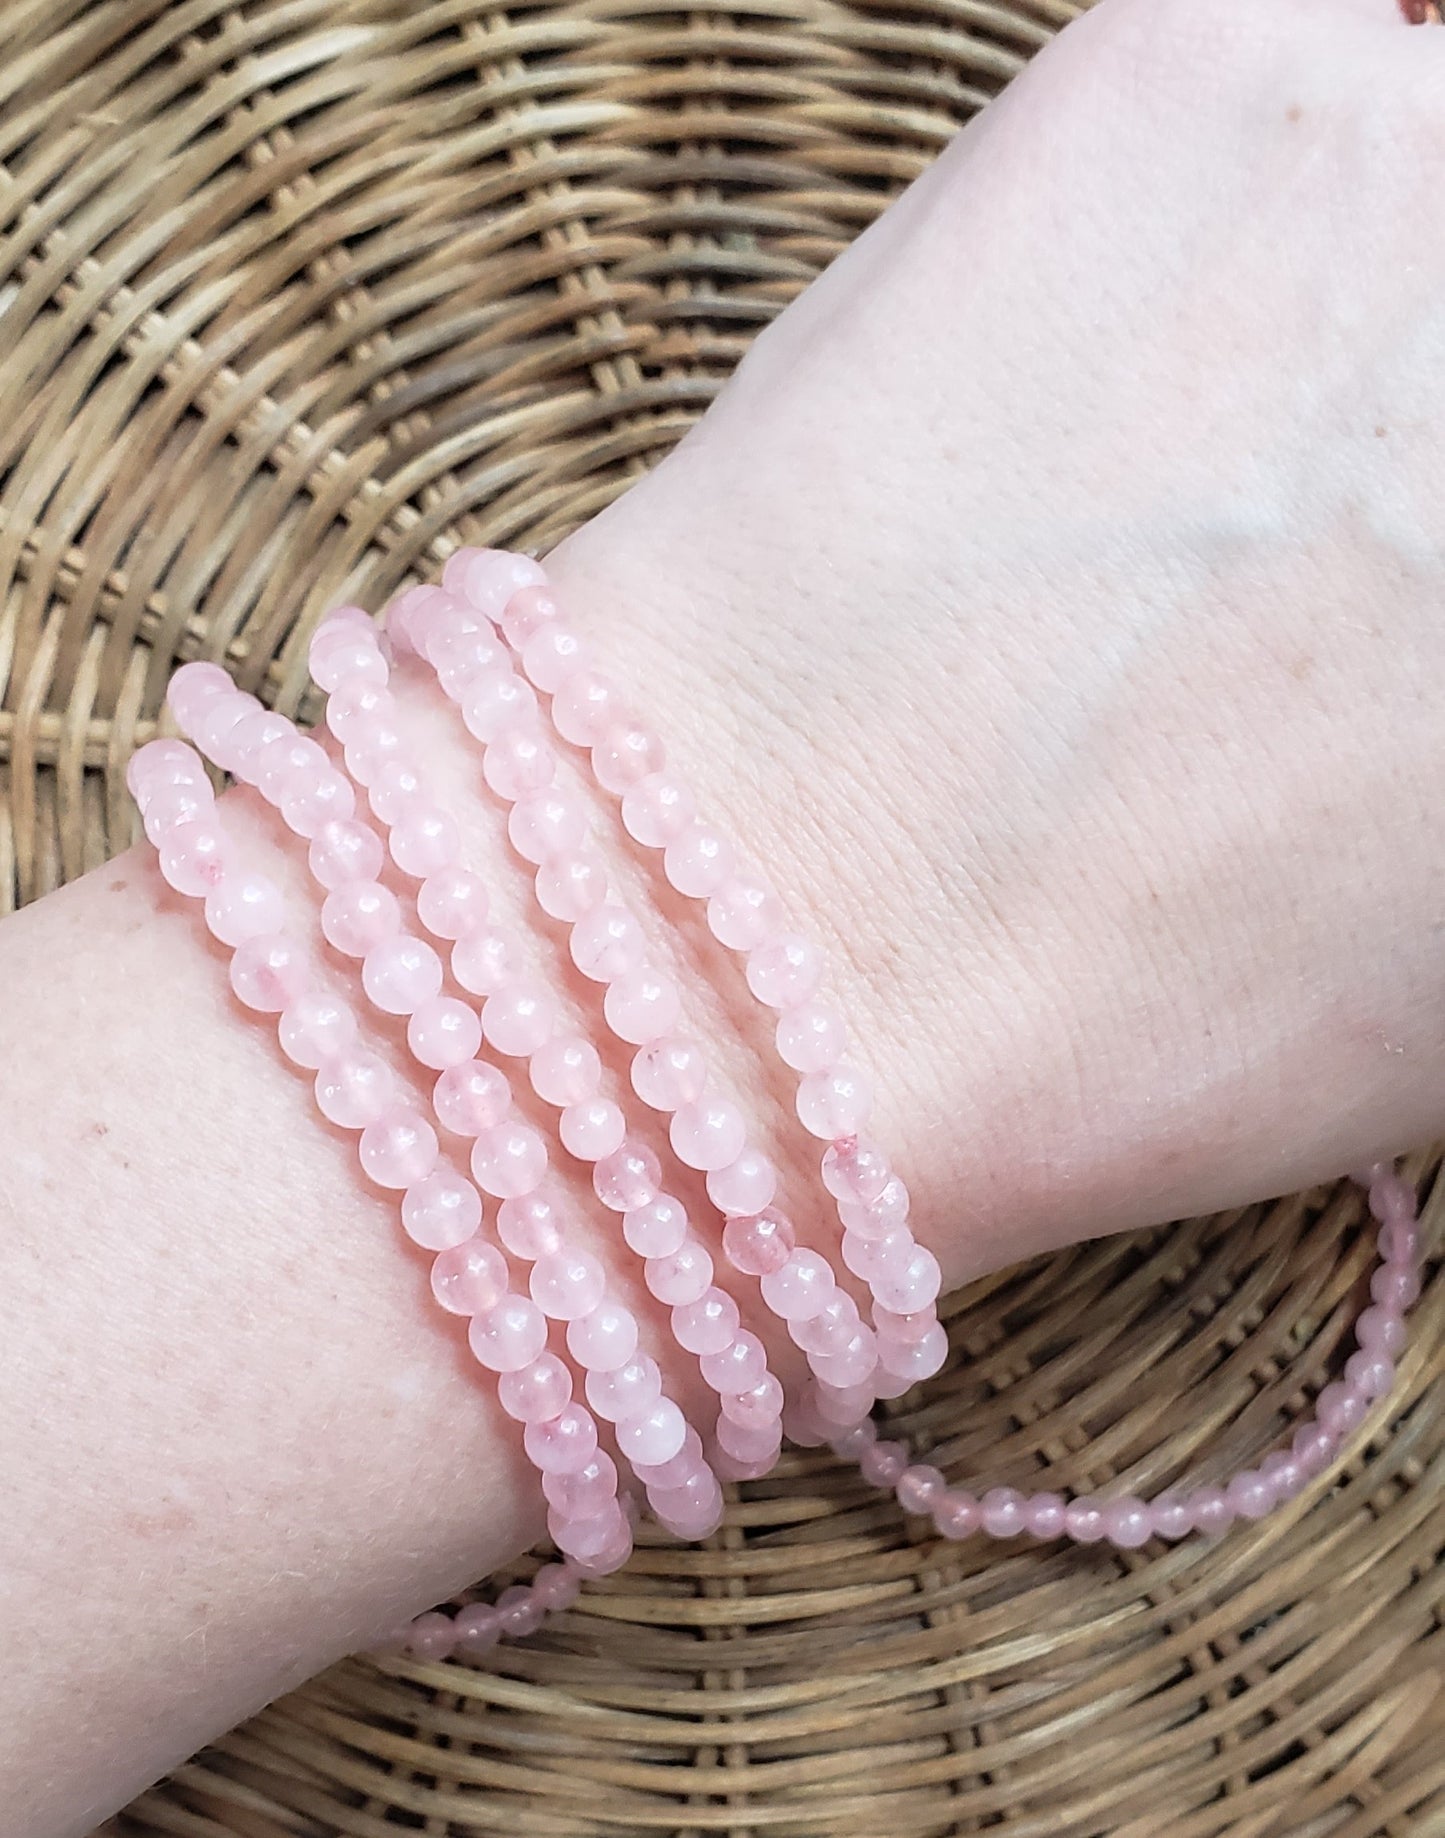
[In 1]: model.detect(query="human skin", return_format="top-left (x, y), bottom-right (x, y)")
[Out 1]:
top-left (3, 0), bottom-right (1443, 1829)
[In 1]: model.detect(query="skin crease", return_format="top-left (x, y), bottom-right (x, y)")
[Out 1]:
top-left (2, 0), bottom-right (1443, 1830)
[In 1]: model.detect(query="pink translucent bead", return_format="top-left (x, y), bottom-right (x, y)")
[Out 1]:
top-left (308, 818), bottom-right (384, 890)
top-left (1379, 1219), bottom-right (1421, 1266)
top-left (616, 1398), bottom-right (688, 1467)
top-left (140, 779), bottom-right (211, 844)
top-left (776, 1001), bottom-right (852, 1074)
top-left (323, 676), bottom-right (395, 743)
top-left (663, 823), bottom-right (735, 897)
top-left (204, 874), bottom-right (285, 947)
top-left (707, 1149), bottom-right (778, 1218)
top-left (363, 934), bottom-right (443, 1015)
top-left (462, 670), bottom-right (538, 744)
top-left (230, 934), bottom-right (309, 1012)
top-left (194, 692), bottom-right (262, 771)
top-left (368, 761), bottom-right (425, 827)
top-left (669, 1096), bottom-right (746, 1172)
top-left (494, 1583), bottom-right (546, 1639)
top-left (433, 1060), bottom-right (511, 1135)
top-left (839, 1178), bottom-right (911, 1241)
top-left (158, 819), bottom-right (228, 896)
top-left (256, 735), bottom-right (330, 806)
top-left (468, 1294), bottom-right (549, 1371)
top-left (700, 1331), bottom-right (768, 1395)
top-left (721, 1208), bottom-right (795, 1277)
top-left (343, 721), bottom-right (402, 788)
top-left (811, 1337), bottom-right (879, 1391)
top-left (522, 623), bottom-right (588, 693)
top-left (631, 1037), bottom-right (708, 1111)
top-left (322, 881), bottom-right (401, 957)
top-left (166, 661), bottom-right (234, 732)
top-left (404, 1610), bottom-right (456, 1662)
top-left (1345, 1348), bottom-right (1395, 1399)
top-left (721, 1373), bottom-right (786, 1430)
top-left (566, 1300), bottom-right (640, 1372)
top-left (391, 808), bottom-right (461, 880)
top-left (443, 547), bottom-right (546, 619)
top-left (279, 990), bottom-right (357, 1068)
top-left (310, 632), bottom-right (386, 693)
top-left (604, 968), bottom-right (681, 1046)
top-left (542, 1449), bottom-right (619, 1517)
top-left (1357, 1304), bottom-right (1407, 1357)
top-left (360, 1109), bottom-right (439, 1188)
top-left (933, 1489), bottom-right (981, 1539)
top-left (877, 1324), bottom-right (949, 1385)
top-left (1259, 1451), bottom-right (1308, 1502)
top-left (551, 669), bottom-right (618, 745)
top-left (283, 771), bottom-right (357, 840)
top-left (1317, 1380), bottom-right (1369, 1439)
top-left (623, 1194), bottom-right (689, 1258)
top-left (1064, 1497), bottom-right (1108, 1543)
top-left (979, 1487), bottom-right (1026, 1539)
top-left (859, 1439), bottom-right (907, 1488)
top-left (128, 737), bottom-right (208, 807)
top-left (591, 722), bottom-right (663, 793)
top-left (559, 1098), bottom-right (627, 1162)
top-left (895, 1465), bottom-right (946, 1517)
top-left (1368, 1171), bottom-right (1416, 1226)
top-left (1023, 1492), bottom-right (1068, 1539)
top-left (315, 1050), bottom-right (394, 1128)
top-left (715, 1414), bottom-right (781, 1464)
top-left (228, 709), bottom-right (291, 776)
top-left (508, 787), bottom-right (587, 865)
top-left (1103, 1495), bottom-right (1154, 1547)
top-left (434, 629), bottom-right (506, 696)
top-left (550, 1508), bottom-right (630, 1569)
top-left (872, 1245), bottom-right (943, 1315)
top-left (452, 1602), bottom-right (501, 1655)
top-left (1190, 1488), bottom-right (1236, 1536)
top-left (496, 1192), bottom-right (565, 1261)
top-left (746, 934), bottom-right (823, 1010)
top-left (874, 1306), bottom-right (935, 1344)
top-left (417, 866), bottom-right (489, 939)
top-left (1149, 1494), bottom-right (1194, 1540)
top-left (1293, 1422), bottom-right (1339, 1476)
top-left (651, 1472), bottom-right (726, 1540)
top-left (1225, 1470), bottom-right (1277, 1521)
top-left (530, 1034), bottom-right (602, 1107)
top-left (707, 874), bottom-right (784, 951)
top-left (471, 1122), bottom-right (548, 1199)
top-left (570, 903), bottom-right (645, 982)
top-left (593, 1141), bottom-right (662, 1212)
top-left (408, 997), bottom-right (482, 1071)
top-left (483, 718), bottom-right (555, 800)
top-left (499, 1358), bottom-right (571, 1428)
top-left (796, 1065), bottom-right (874, 1140)
top-left (822, 1139), bottom-right (893, 1207)
top-left (672, 1287), bottom-right (741, 1356)
top-left (621, 773), bottom-right (695, 848)
top-left (585, 1355), bottom-right (661, 1422)
top-left (481, 980), bottom-right (556, 1056)
top-left (532, 1562), bottom-right (579, 1612)
top-left (791, 1291), bottom-right (860, 1355)
top-left (498, 583), bottom-right (559, 648)
top-left (401, 1168), bottom-right (482, 1250)
top-left (646, 1241), bottom-right (714, 1306)
top-left (451, 927), bottom-right (521, 997)
top-left (814, 1379), bottom-right (875, 1427)
top-left (524, 1404), bottom-right (599, 1474)
top-left (1371, 1264), bottom-right (1422, 1311)
top-left (530, 1249), bottom-right (607, 1321)
top-left (760, 1249), bottom-right (834, 1322)
top-left (431, 1237), bottom-right (509, 1316)
top-left (535, 850), bottom-right (609, 922)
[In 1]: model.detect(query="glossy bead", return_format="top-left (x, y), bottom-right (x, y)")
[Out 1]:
top-left (1357, 1304), bottom-right (1407, 1357)
top-left (715, 1413), bottom-right (782, 1464)
top-left (343, 721), bottom-right (402, 787)
top-left (663, 823), bottom-right (734, 897)
top-left (1371, 1263), bottom-right (1421, 1311)
top-left (721, 1374), bottom-right (787, 1432)
top-left (158, 820), bottom-right (228, 896)
top-left (430, 1237), bottom-right (509, 1316)
top-left (228, 710), bottom-right (292, 777)
top-left (1293, 1422), bottom-right (1338, 1476)
top-left (707, 874), bottom-right (785, 951)
top-left (707, 1149), bottom-right (778, 1218)
top-left (444, 547), bottom-right (545, 618)
top-left (621, 773), bottom-right (694, 847)
top-left (532, 1563), bottom-right (580, 1614)
top-left (871, 1245), bottom-right (943, 1315)
top-left (417, 866), bottom-right (489, 939)
top-left (433, 1060), bottom-right (511, 1136)
top-left (535, 850), bottom-right (609, 921)
top-left (323, 677), bottom-right (395, 743)
top-left (282, 770), bottom-right (356, 839)
top-left (493, 1192), bottom-right (562, 1262)
top-left (822, 1139), bottom-right (893, 1208)
top-left (322, 882), bottom-right (401, 957)
top-left (671, 1287), bottom-right (741, 1356)
top-left (631, 1037), bottom-right (708, 1111)
top-left (279, 990), bottom-right (358, 1068)
top-left (204, 874), bottom-right (285, 946)
top-left (1225, 1470), bottom-right (1277, 1520)
top-left (551, 669), bottom-right (618, 745)
top-left (363, 934), bottom-right (443, 1015)
top-left (408, 997), bottom-right (483, 1071)
top-left (623, 1194), bottom-right (689, 1258)
top-left (256, 735), bottom-right (329, 805)
top-left (530, 1249), bottom-right (607, 1321)
top-left (471, 1122), bottom-right (548, 1198)
top-left (508, 787), bottom-right (587, 864)
top-left (483, 717), bottom-right (554, 800)
top-left (530, 1035), bottom-right (602, 1107)
top-left (646, 1241), bottom-right (714, 1306)
top-left (858, 1439), bottom-right (907, 1488)
top-left (877, 1323), bottom-right (948, 1384)
top-left (315, 1051), bottom-right (393, 1128)
top-left (452, 1602), bottom-right (501, 1656)
top-left (401, 1168), bottom-right (482, 1250)
top-left (468, 1294), bottom-right (549, 1370)
top-left (451, 927), bottom-right (521, 997)
top-left (140, 780), bottom-right (210, 846)
top-left (1344, 1348), bottom-right (1395, 1399)
top-left (570, 904), bottom-right (645, 982)
top-left (559, 1098), bottom-right (627, 1162)
top-left (700, 1331), bottom-right (769, 1395)
top-left (604, 969), bottom-right (681, 1045)
top-left (1063, 1497), bottom-right (1108, 1543)
top-left (391, 807), bottom-right (461, 880)
top-left (494, 1583), bottom-right (546, 1638)
top-left (746, 934), bottom-right (823, 1009)
top-left (368, 760), bottom-right (426, 826)
top-left (230, 934), bottom-right (309, 1012)
top-left (1379, 1219), bottom-right (1421, 1266)
top-left (981, 1487), bottom-right (1027, 1539)
top-left (542, 1450), bottom-right (618, 1518)
top-left (669, 1097), bottom-right (746, 1172)
top-left (128, 737), bottom-right (208, 808)
top-left (1190, 1488), bottom-right (1236, 1536)
top-left (615, 1398), bottom-right (688, 1467)
top-left (592, 721), bottom-right (663, 793)
top-left (1317, 1380), bottom-right (1369, 1438)
top-left (796, 1065), bottom-right (874, 1139)
top-left (309, 818), bottom-right (384, 890)
top-left (166, 661), bottom-right (234, 731)
top-left (721, 1208), bottom-right (795, 1277)
top-left (1150, 1495), bottom-right (1194, 1541)
top-left (651, 1473), bottom-right (725, 1541)
top-left (1025, 1492), bottom-right (1068, 1540)
top-left (933, 1489), bottom-right (981, 1539)
top-left (633, 1427), bottom-right (707, 1491)
top-left (462, 670), bottom-right (537, 744)
top-left (522, 623), bottom-right (588, 693)
top-left (1259, 1451), bottom-right (1308, 1502)
top-left (593, 1141), bottom-right (662, 1212)
top-left (498, 583), bottom-right (559, 648)
top-left (896, 1465), bottom-right (946, 1516)
top-left (196, 692), bottom-right (263, 772)
top-left (404, 1611), bottom-right (455, 1663)
top-left (311, 632), bottom-right (386, 693)
top-left (585, 1355), bottom-right (661, 1422)
top-left (814, 1378), bottom-right (874, 1426)
top-left (566, 1300), bottom-right (640, 1372)
top-left (1103, 1495), bottom-right (1154, 1547)
top-left (1368, 1171), bottom-right (1416, 1226)
top-left (760, 1249), bottom-right (833, 1321)
top-left (481, 981), bottom-right (556, 1057)
top-left (360, 1109), bottom-right (439, 1188)
top-left (524, 1404), bottom-right (599, 1474)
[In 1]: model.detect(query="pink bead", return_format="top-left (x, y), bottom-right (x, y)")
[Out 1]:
top-left (933, 1489), bottom-right (981, 1539)
top-left (166, 661), bottom-right (234, 732)
top-left (707, 1149), bottom-right (778, 1218)
top-left (315, 1050), bottom-right (394, 1128)
top-left (508, 787), bottom-right (587, 865)
top-left (566, 1300), bottom-right (640, 1372)
top-left (416, 866), bottom-right (489, 939)
top-left (570, 903), bottom-right (646, 982)
top-left (228, 710), bottom-right (291, 776)
top-left (872, 1245), bottom-right (943, 1315)
top-left (616, 1398), bottom-right (688, 1467)
top-left (443, 547), bottom-right (546, 619)
top-left (1259, 1452), bottom-right (1308, 1502)
top-left (279, 990), bottom-right (358, 1068)
top-left (471, 1122), bottom-right (548, 1198)
top-left (481, 980), bottom-right (556, 1056)
top-left (1368, 1171), bottom-right (1417, 1226)
top-left (256, 735), bottom-right (330, 806)
top-left (140, 779), bottom-right (210, 844)
top-left (1189, 1488), bottom-right (1236, 1536)
top-left (1225, 1470), bottom-right (1277, 1521)
top-left (896, 1465), bottom-right (946, 1516)
top-left (230, 934), bottom-right (309, 1012)
top-left (1149, 1495), bottom-right (1193, 1541)
top-left (1317, 1380), bottom-right (1369, 1439)
top-left (760, 1249), bottom-right (834, 1321)
top-left (462, 670), bottom-right (538, 744)
top-left (524, 1404), bottom-right (599, 1474)
top-left (874, 1306), bottom-right (935, 1344)
top-left (651, 1473), bottom-right (726, 1541)
top-left (721, 1208), bottom-right (795, 1277)
top-left (746, 934), bottom-right (823, 1010)
top-left (310, 632), bottom-right (386, 693)
top-left (451, 927), bottom-right (521, 997)
top-left (530, 1249), bottom-right (607, 1320)
top-left (404, 1610), bottom-right (456, 1662)
top-left (811, 1336), bottom-right (879, 1391)
top-left (1103, 1495), bottom-right (1154, 1547)
top-left (980, 1487), bottom-right (1027, 1539)
top-left (604, 968), bottom-right (681, 1046)
top-left (309, 818), bottom-right (384, 890)
top-left (194, 692), bottom-right (262, 771)
top-left (877, 1324), bottom-right (949, 1385)
top-left (542, 1450), bottom-right (619, 1517)
top-left (128, 737), bottom-right (208, 806)
top-left (631, 1037), bottom-right (708, 1111)
top-left (322, 881), bottom-right (401, 957)
top-left (203, 874), bottom-right (285, 946)
top-left (646, 1240), bottom-right (714, 1306)
top-left (1357, 1304), bottom-right (1407, 1357)
top-left (822, 1139), bottom-right (893, 1207)
top-left (1024, 1492), bottom-right (1068, 1540)
top-left (814, 1379), bottom-right (875, 1427)
top-left (494, 1583), bottom-right (546, 1639)
top-left (585, 1355), bottom-right (661, 1422)
top-left (551, 669), bottom-right (618, 745)
top-left (839, 1182), bottom-right (911, 1244)
top-left (433, 1059), bottom-right (512, 1136)
top-left (530, 1034), bottom-right (602, 1107)
top-left (672, 1287), bottom-right (741, 1356)
top-left (1064, 1497), bottom-right (1108, 1543)
top-left (498, 583), bottom-right (559, 649)
top-left (621, 774), bottom-right (695, 848)
top-left (368, 761), bottom-right (425, 827)
top-left (796, 1065), bottom-right (874, 1140)
top-left (559, 1098), bottom-right (627, 1161)
top-left (1379, 1219), bottom-right (1421, 1266)
top-left (363, 934), bottom-right (443, 1015)
top-left (468, 1294), bottom-right (549, 1371)
top-left (858, 1439), bottom-right (907, 1488)
top-left (496, 1192), bottom-right (565, 1261)
top-left (408, 997), bottom-right (483, 1071)
top-left (707, 874), bottom-right (784, 951)
top-left (391, 808), bottom-right (461, 880)
top-left (323, 676), bottom-right (395, 743)
top-left (663, 823), bottom-right (735, 897)
top-left (452, 1602), bottom-right (501, 1656)
top-left (431, 1237), bottom-right (509, 1316)
top-left (401, 1168), bottom-right (482, 1250)
top-left (715, 1414), bottom-right (781, 1464)
top-left (592, 1140), bottom-right (662, 1212)
top-left (669, 1096), bottom-right (746, 1172)
top-left (434, 629), bottom-right (506, 696)
top-left (1371, 1263), bottom-right (1422, 1310)
top-left (535, 850), bottom-right (609, 922)
top-left (791, 1291), bottom-right (860, 1355)
top-left (158, 819), bottom-right (228, 896)
top-left (1293, 1422), bottom-right (1339, 1476)
top-left (623, 1194), bottom-right (689, 1258)
top-left (1345, 1348), bottom-right (1395, 1399)
top-left (700, 1331), bottom-right (768, 1395)
top-left (721, 1373), bottom-right (786, 1430)
top-left (360, 1109), bottom-right (439, 1189)
top-left (343, 721), bottom-right (402, 787)
top-left (591, 721), bottom-right (663, 793)
top-left (551, 1510), bottom-right (631, 1571)
top-left (282, 771), bottom-right (356, 840)
top-left (483, 717), bottom-right (554, 800)
top-left (532, 1562), bottom-right (580, 1612)
top-left (521, 623), bottom-right (588, 693)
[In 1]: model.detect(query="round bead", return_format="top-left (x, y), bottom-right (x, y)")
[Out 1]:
top-left (760, 1249), bottom-right (833, 1321)
top-left (471, 1122), bottom-right (548, 1198)
top-left (646, 1241), bottom-right (714, 1306)
top-left (323, 677), bottom-right (395, 743)
top-left (128, 737), bottom-right (208, 808)
top-left (699, 1332), bottom-right (768, 1396)
top-left (229, 934), bottom-right (309, 1012)
top-left (468, 1294), bottom-right (549, 1370)
top-left (281, 770), bottom-right (356, 840)
top-left (542, 1450), bottom-right (619, 1518)
top-left (933, 1489), bottom-right (981, 1539)
top-left (585, 1356), bottom-right (661, 1422)
top-left (746, 934), bottom-right (824, 1009)
top-left (559, 1098), bottom-right (627, 1162)
top-left (651, 1472), bottom-right (726, 1541)
top-left (481, 980), bottom-right (556, 1057)
top-left (631, 1037), bottom-right (708, 1111)
top-left (877, 1323), bottom-right (949, 1385)
top-left (408, 997), bottom-right (483, 1071)
top-left (796, 1064), bottom-right (874, 1140)
top-left (166, 661), bottom-right (234, 731)
top-left (498, 1353), bottom-right (574, 1425)
top-left (566, 1301), bottom-right (640, 1372)
top-left (721, 1374), bottom-right (787, 1432)
top-left (1024, 1492), bottom-right (1068, 1540)
top-left (1102, 1495), bottom-right (1154, 1547)
top-left (1149, 1495), bottom-right (1194, 1541)
top-left (494, 1193), bottom-right (563, 1263)
top-left (1189, 1488), bottom-right (1236, 1536)
top-left (462, 670), bottom-right (538, 745)
top-left (671, 1287), bottom-right (741, 1356)
top-left (980, 1487), bottom-right (1027, 1539)
top-left (615, 1398), bottom-right (688, 1467)
top-left (1379, 1219), bottom-right (1421, 1266)
top-left (498, 583), bottom-right (559, 649)
top-left (368, 761), bottom-right (426, 827)
top-left (1317, 1379), bottom-right (1369, 1439)
top-left (593, 1141), bottom-right (662, 1212)
top-left (140, 779), bottom-right (210, 845)
top-left (604, 968), bottom-right (681, 1045)
top-left (229, 710), bottom-right (292, 778)
top-left (521, 623), bottom-right (588, 693)
top-left (551, 669), bottom-right (618, 745)
top-left (451, 927), bottom-right (521, 997)
top-left (404, 1611), bottom-right (455, 1663)
top-left (706, 1149), bottom-right (778, 1218)
top-left (535, 850), bottom-right (609, 922)
top-left (858, 1439), bottom-right (907, 1488)
top-left (310, 632), bottom-right (386, 693)
top-left (309, 818), bottom-right (384, 890)
top-left (669, 1097), bottom-right (746, 1172)
top-left (813, 1379), bottom-right (874, 1427)
top-left (592, 721), bottom-right (663, 793)
top-left (1063, 1497), bottom-right (1108, 1544)
top-left (532, 1563), bottom-right (580, 1614)
top-left (871, 1244), bottom-right (943, 1315)
top-left (721, 1208), bottom-right (795, 1277)
top-left (896, 1465), bottom-right (946, 1516)
top-left (401, 1168), bottom-right (483, 1250)
top-left (1368, 1171), bottom-right (1416, 1226)
top-left (360, 1109), bottom-right (439, 1188)
top-left (1259, 1451), bottom-right (1308, 1502)
top-left (158, 819), bottom-right (228, 896)
top-left (1371, 1263), bottom-right (1422, 1311)
top-left (570, 904), bottom-right (646, 982)
top-left (1357, 1304), bottom-right (1407, 1357)
top-left (363, 934), bottom-right (443, 1015)
top-left (322, 882), bottom-right (401, 958)
top-left (1293, 1422), bottom-right (1339, 1476)
top-left (508, 787), bottom-right (587, 864)
top-left (707, 874), bottom-right (784, 951)
top-left (530, 1249), bottom-right (607, 1321)
top-left (391, 807), bottom-right (461, 880)
top-left (194, 692), bottom-right (263, 771)
top-left (279, 990), bottom-right (358, 1068)
top-left (416, 866), bottom-right (489, 939)
top-left (494, 1583), bottom-right (547, 1640)
top-left (529, 1035), bottom-right (602, 1107)
top-left (1224, 1470), bottom-right (1277, 1521)
top-left (433, 1059), bottom-right (512, 1136)
top-left (444, 547), bottom-right (546, 619)
top-left (715, 1413), bottom-right (782, 1464)
top-left (623, 1194), bottom-right (689, 1258)
top-left (822, 1139), bottom-right (893, 1207)
top-left (663, 823), bottom-right (734, 897)
top-left (256, 735), bottom-right (330, 806)
top-left (621, 774), bottom-right (694, 848)
top-left (342, 721), bottom-right (402, 787)
top-left (315, 1050), bottom-right (393, 1128)
top-left (430, 1237), bottom-right (509, 1316)
top-left (451, 1602), bottom-right (501, 1656)
top-left (483, 717), bottom-right (555, 800)
top-left (1344, 1348), bottom-right (1395, 1399)
top-left (524, 1404), bottom-right (599, 1474)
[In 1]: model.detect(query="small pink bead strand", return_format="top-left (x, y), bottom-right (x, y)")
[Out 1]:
top-left (126, 729), bottom-right (589, 1655)
top-left (393, 577), bottom-right (872, 1455)
top-left (442, 548), bottom-right (945, 1408)
top-left (310, 612), bottom-right (730, 1537)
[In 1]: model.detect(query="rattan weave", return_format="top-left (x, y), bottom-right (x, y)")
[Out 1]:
top-left (2, 2), bottom-right (1442, 1833)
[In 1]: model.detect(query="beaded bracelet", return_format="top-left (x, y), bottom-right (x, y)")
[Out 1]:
top-left (126, 551), bottom-right (1426, 1660)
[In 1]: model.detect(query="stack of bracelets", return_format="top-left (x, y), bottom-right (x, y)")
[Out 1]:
top-left (126, 548), bottom-right (1426, 1661)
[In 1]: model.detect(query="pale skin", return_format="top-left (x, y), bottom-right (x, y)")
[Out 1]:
top-left (4, 0), bottom-right (1443, 1829)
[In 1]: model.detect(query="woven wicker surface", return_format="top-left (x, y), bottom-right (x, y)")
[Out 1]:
top-left (2, 1), bottom-right (1442, 1833)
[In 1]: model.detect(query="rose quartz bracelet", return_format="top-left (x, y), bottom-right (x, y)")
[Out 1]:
top-left (125, 558), bottom-right (1427, 1658)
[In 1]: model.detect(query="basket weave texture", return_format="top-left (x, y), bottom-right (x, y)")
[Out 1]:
top-left (2, 2), bottom-right (1442, 1834)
